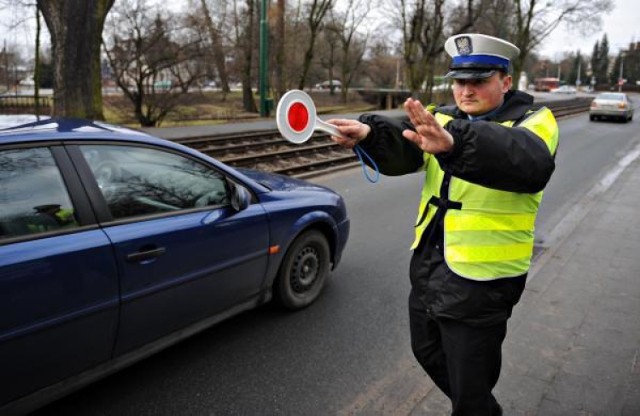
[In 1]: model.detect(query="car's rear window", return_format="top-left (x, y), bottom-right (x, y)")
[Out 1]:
top-left (597, 93), bottom-right (624, 101)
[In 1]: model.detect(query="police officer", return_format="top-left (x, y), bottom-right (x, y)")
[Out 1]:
top-left (328, 33), bottom-right (559, 415)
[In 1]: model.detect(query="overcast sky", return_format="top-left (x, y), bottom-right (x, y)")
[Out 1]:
top-left (0, 0), bottom-right (636, 61)
top-left (537, 0), bottom-right (637, 59)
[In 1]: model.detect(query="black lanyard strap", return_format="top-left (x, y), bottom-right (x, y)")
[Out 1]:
top-left (428, 195), bottom-right (462, 210)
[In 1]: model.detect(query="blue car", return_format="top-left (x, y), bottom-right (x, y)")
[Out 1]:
top-left (0, 118), bottom-right (349, 413)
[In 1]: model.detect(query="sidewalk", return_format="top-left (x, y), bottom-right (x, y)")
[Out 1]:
top-left (414, 144), bottom-right (640, 415)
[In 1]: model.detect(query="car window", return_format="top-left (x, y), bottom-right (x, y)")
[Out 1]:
top-left (0, 147), bottom-right (79, 240)
top-left (597, 93), bottom-right (624, 101)
top-left (79, 145), bottom-right (230, 220)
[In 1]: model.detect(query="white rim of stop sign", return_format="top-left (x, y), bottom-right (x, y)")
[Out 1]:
top-left (276, 90), bottom-right (317, 144)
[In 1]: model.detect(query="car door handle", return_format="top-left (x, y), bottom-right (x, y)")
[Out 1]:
top-left (126, 247), bottom-right (166, 263)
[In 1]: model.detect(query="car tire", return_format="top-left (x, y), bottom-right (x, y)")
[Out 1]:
top-left (589, 115), bottom-right (595, 121)
top-left (274, 230), bottom-right (330, 310)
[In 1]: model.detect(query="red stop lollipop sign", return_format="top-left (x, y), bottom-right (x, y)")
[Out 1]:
top-left (276, 90), bottom-right (347, 144)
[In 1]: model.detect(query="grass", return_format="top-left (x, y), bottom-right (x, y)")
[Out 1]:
top-left (102, 90), bottom-right (378, 128)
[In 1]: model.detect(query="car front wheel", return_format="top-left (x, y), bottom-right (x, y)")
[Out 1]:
top-left (274, 230), bottom-right (331, 310)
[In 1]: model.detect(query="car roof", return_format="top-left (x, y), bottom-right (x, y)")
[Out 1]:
top-left (0, 117), bottom-right (166, 144)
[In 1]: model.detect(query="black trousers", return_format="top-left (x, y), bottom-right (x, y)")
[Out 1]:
top-left (409, 289), bottom-right (507, 416)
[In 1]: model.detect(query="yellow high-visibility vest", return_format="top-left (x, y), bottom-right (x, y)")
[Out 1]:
top-left (411, 107), bottom-right (559, 280)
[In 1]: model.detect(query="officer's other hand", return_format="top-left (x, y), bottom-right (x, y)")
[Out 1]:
top-left (403, 98), bottom-right (454, 154)
top-left (326, 119), bottom-right (370, 149)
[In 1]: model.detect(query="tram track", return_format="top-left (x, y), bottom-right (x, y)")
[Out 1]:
top-left (172, 97), bottom-right (591, 179)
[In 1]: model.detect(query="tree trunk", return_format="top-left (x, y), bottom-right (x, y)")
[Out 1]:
top-left (512, 55), bottom-right (526, 90)
top-left (297, 0), bottom-right (332, 90)
top-left (200, 0), bottom-right (230, 93)
top-left (37, 0), bottom-right (115, 120)
top-left (34, 5), bottom-right (41, 118)
top-left (242, 0), bottom-right (258, 113)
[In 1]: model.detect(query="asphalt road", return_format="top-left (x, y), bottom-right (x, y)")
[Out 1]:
top-left (34, 111), bottom-right (640, 415)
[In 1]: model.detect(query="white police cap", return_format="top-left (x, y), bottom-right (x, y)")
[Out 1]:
top-left (444, 33), bottom-right (520, 79)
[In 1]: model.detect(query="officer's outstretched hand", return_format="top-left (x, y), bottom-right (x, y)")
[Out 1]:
top-left (403, 98), bottom-right (454, 155)
top-left (325, 118), bottom-right (371, 149)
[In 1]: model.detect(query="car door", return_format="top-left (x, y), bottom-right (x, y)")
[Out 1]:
top-left (0, 145), bottom-right (119, 406)
top-left (70, 143), bottom-right (270, 355)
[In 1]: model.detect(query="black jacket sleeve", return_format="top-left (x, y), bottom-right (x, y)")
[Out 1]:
top-left (356, 113), bottom-right (424, 176)
top-left (436, 119), bottom-right (556, 193)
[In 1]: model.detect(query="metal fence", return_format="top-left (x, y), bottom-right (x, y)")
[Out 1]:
top-left (0, 96), bottom-right (53, 115)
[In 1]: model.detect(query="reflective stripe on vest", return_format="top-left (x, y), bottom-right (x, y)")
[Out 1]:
top-left (411, 107), bottom-right (558, 280)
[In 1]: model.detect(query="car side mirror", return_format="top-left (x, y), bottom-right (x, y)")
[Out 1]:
top-left (230, 183), bottom-right (250, 212)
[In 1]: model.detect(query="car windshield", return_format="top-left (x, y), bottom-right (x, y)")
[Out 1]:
top-left (597, 93), bottom-right (624, 101)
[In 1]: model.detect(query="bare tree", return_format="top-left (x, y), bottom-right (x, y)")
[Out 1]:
top-left (472, 0), bottom-right (513, 39)
top-left (591, 34), bottom-right (610, 85)
top-left (37, 0), bottom-right (115, 119)
top-left (316, 22), bottom-right (340, 93)
top-left (327, 0), bottom-right (372, 102)
top-left (0, 0), bottom-right (50, 117)
top-left (237, 0), bottom-right (258, 112)
top-left (509, 0), bottom-right (614, 87)
top-left (104, 0), bottom-right (206, 126)
top-left (297, 0), bottom-right (333, 90)
top-left (0, 43), bottom-right (24, 94)
top-left (198, 0), bottom-right (231, 93)
top-left (402, 0), bottom-right (442, 94)
top-left (171, 17), bottom-right (210, 93)
top-left (34, 4), bottom-right (42, 116)
top-left (385, 0), bottom-right (477, 99)
top-left (364, 38), bottom-right (403, 89)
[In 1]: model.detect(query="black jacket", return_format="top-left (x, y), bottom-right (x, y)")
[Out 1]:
top-left (357, 90), bottom-right (557, 326)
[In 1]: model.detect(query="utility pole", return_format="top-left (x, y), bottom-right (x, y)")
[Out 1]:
top-left (557, 65), bottom-right (561, 83)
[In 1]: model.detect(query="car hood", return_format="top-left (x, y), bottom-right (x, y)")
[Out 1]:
top-left (237, 168), bottom-right (333, 193)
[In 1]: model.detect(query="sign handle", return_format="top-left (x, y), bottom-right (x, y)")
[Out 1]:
top-left (316, 119), bottom-right (349, 140)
